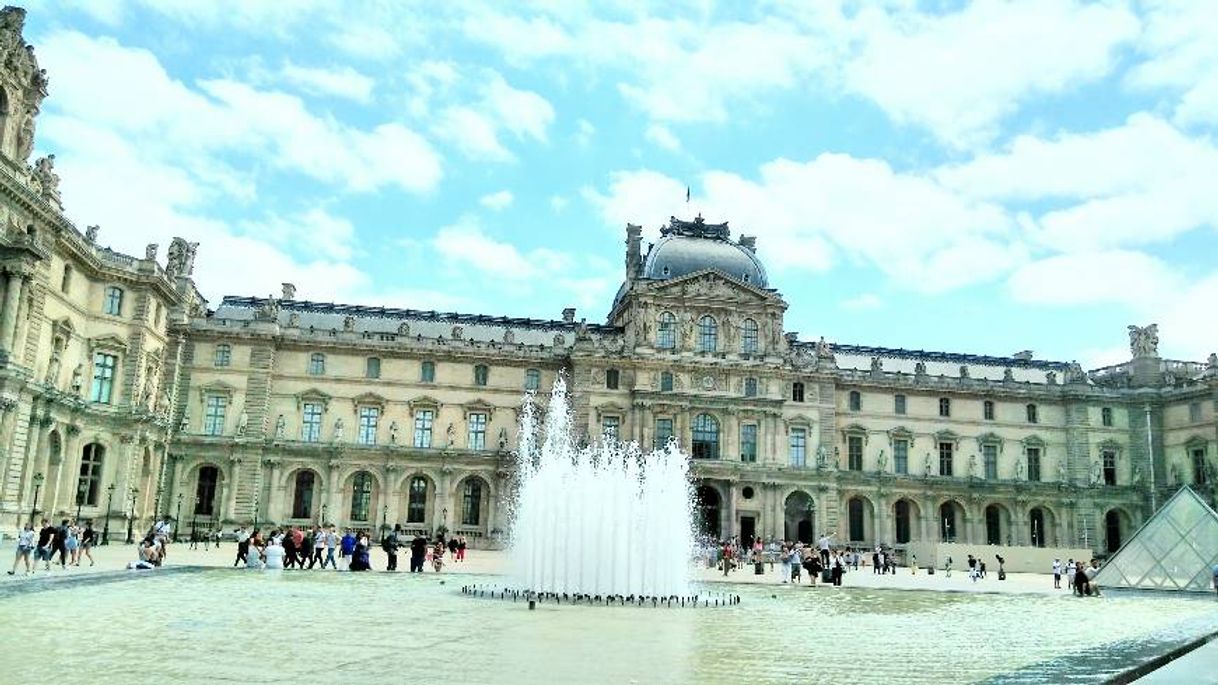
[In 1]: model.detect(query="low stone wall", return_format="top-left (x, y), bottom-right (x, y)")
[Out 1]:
top-left (905, 542), bottom-right (1094, 575)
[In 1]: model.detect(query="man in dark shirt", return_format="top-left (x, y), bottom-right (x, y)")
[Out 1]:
top-left (36, 519), bottom-right (56, 571)
top-left (56, 519), bottom-right (71, 567)
top-left (410, 533), bottom-right (427, 573)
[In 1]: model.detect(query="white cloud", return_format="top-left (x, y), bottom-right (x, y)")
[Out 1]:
top-left (429, 71), bottom-right (554, 162)
top-left (845, 0), bottom-right (1139, 148)
top-left (432, 216), bottom-right (562, 280)
top-left (278, 61), bottom-right (375, 102)
top-left (550, 195), bottom-right (569, 213)
top-left (841, 293), bottom-right (883, 311)
top-left (328, 23), bottom-right (402, 60)
top-left (479, 190), bottom-right (514, 211)
top-left (645, 124), bottom-right (681, 152)
top-left (574, 118), bottom-right (595, 147)
top-left (433, 106), bottom-right (513, 162)
top-left (1128, 1), bottom-right (1218, 127)
top-left (242, 207), bottom-right (356, 261)
top-left (484, 74), bottom-right (554, 142)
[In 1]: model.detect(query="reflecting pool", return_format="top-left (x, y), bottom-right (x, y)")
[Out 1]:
top-left (0, 569), bottom-right (1214, 684)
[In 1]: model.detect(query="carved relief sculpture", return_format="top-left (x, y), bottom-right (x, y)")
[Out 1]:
top-left (70, 363), bottom-right (83, 395)
top-left (236, 412), bottom-right (249, 437)
top-left (274, 414), bottom-right (286, 441)
top-left (388, 421), bottom-right (399, 445)
top-left (333, 418), bottom-right (344, 443)
top-left (1128, 324), bottom-right (1159, 358)
top-left (32, 154), bottom-right (61, 207)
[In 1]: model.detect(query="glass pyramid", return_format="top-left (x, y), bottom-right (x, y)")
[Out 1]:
top-left (1095, 486), bottom-right (1218, 592)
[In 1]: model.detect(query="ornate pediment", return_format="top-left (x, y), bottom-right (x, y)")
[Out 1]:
top-left (294, 388), bottom-right (331, 411)
top-left (352, 392), bottom-right (388, 410)
top-left (462, 399), bottom-right (496, 417)
top-left (1021, 434), bottom-right (1046, 449)
top-left (88, 334), bottom-right (127, 352)
top-left (197, 380), bottom-right (237, 402)
top-left (647, 270), bottom-right (776, 306)
top-left (595, 402), bottom-right (629, 418)
top-left (408, 395), bottom-right (441, 413)
top-left (975, 432), bottom-right (1004, 451)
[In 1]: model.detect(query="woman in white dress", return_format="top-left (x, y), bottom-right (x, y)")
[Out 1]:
top-left (245, 530), bottom-right (266, 569)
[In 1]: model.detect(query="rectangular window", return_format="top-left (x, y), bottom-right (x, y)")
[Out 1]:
top-left (939, 397), bottom-right (951, 417)
top-left (60, 265), bottom-right (72, 293)
top-left (744, 377), bottom-right (757, 397)
top-left (103, 286), bottom-right (123, 316)
top-left (605, 368), bottom-right (620, 389)
top-left (984, 400), bottom-right (995, 421)
top-left (654, 418), bottom-right (674, 450)
top-left (1102, 450), bottom-right (1117, 485)
top-left (1026, 404), bottom-right (1038, 424)
top-left (740, 424), bottom-right (757, 463)
top-left (89, 352), bottom-right (117, 404)
top-left (525, 369), bottom-right (540, 391)
top-left (1193, 448), bottom-right (1208, 485)
top-left (214, 344), bottom-right (231, 367)
top-left (1101, 407), bottom-right (1113, 427)
top-left (848, 391), bottom-right (861, 412)
top-left (1026, 447), bottom-right (1041, 482)
top-left (308, 353), bottom-right (325, 376)
top-left (792, 382), bottom-right (805, 403)
top-left (847, 435), bottom-right (863, 471)
top-left (894, 438), bottom-right (908, 474)
top-left (894, 394), bottom-right (906, 415)
top-left (1189, 402), bottom-right (1202, 423)
top-left (789, 428), bottom-right (807, 467)
top-left (983, 444), bottom-right (998, 480)
top-left (467, 412), bottom-right (487, 450)
top-left (413, 410), bottom-right (434, 448)
top-left (938, 441), bottom-right (954, 477)
top-left (602, 416), bottom-right (620, 441)
top-left (301, 402), bottom-right (323, 442)
top-left (357, 406), bottom-right (379, 445)
top-left (365, 357), bottom-right (381, 379)
top-left (660, 372), bottom-right (673, 392)
top-left (203, 395), bottom-right (227, 436)
top-left (420, 361), bottom-right (435, 383)
top-left (474, 365), bottom-right (488, 386)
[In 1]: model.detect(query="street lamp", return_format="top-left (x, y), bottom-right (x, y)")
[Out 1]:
top-left (174, 494), bottom-right (183, 543)
top-left (381, 504), bottom-right (388, 541)
top-left (125, 487), bottom-right (139, 544)
top-left (191, 496), bottom-right (199, 543)
top-left (28, 472), bottom-right (45, 528)
top-left (252, 494), bottom-right (259, 531)
top-left (75, 479), bottom-right (86, 523)
top-left (102, 483), bottom-right (116, 545)
top-left (321, 503), bottom-right (328, 526)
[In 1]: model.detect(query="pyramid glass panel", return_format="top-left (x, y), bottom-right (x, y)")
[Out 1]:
top-left (1094, 486), bottom-right (1218, 593)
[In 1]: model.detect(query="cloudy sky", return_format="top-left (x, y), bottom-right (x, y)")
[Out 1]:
top-left (21, 1), bottom-right (1218, 367)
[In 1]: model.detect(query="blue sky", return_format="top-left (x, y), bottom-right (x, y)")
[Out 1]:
top-left (22, 0), bottom-right (1218, 366)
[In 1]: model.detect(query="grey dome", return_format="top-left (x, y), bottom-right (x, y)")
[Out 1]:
top-left (641, 217), bottom-right (767, 288)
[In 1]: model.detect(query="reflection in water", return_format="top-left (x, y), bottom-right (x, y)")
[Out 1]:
top-left (1, 571), bottom-right (1216, 684)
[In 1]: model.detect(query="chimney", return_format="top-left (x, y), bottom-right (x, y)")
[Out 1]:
top-left (739, 235), bottom-right (756, 252)
top-left (562, 307), bottom-right (576, 323)
top-left (625, 224), bottom-right (642, 280)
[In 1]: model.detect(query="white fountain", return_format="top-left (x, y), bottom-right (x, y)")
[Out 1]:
top-left (508, 377), bottom-right (694, 598)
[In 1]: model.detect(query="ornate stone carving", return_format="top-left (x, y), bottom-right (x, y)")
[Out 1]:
top-left (388, 421), bottom-right (399, 445)
top-left (333, 418), bottom-right (344, 443)
top-left (85, 225), bottom-right (100, 242)
top-left (815, 445), bottom-right (827, 470)
top-left (959, 365), bottom-right (969, 379)
top-left (144, 243), bottom-right (158, 261)
top-left (1045, 371), bottom-right (1057, 385)
top-left (870, 356), bottom-right (883, 373)
top-left (553, 334), bottom-right (565, 347)
top-left (70, 363), bottom-right (83, 396)
top-left (274, 414), bottom-right (286, 441)
top-left (1128, 323), bottom-right (1159, 358)
top-left (816, 336), bottom-right (833, 360)
top-left (165, 238), bottom-right (198, 278)
top-left (701, 374), bottom-right (715, 391)
top-left (914, 361), bottom-right (927, 377)
top-left (343, 315), bottom-right (356, 332)
top-left (281, 283), bottom-right (296, 300)
top-left (254, 299), bottom-right (280, 322)
top-left (235, 412), bottom-right (249, 437)
top-left (1064, 361), bottom-right (1087, 384)
top-left (287, 312), bottom-right (301, 327)
top-left (923, 453), bottom-right (932, 477)
top-left (1003, 367), bottom-right (1015, 382)
top-left (446, 422), bottom-right (455, 448)
top-left (32, 155), bottom-right (60, 207)
top-left (1207, 352), bottom-right (1217, 372)
top-left (498, 427), bottom-right (508, 451)
top-left (451, 325), bottom-right (463, 339)
top-left (968, 454), bottom-right (977, 479)
top-left (503, 329), bottom-right (515, 344)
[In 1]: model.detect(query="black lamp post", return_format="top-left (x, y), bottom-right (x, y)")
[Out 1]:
top-left (252, 494), bottom-right (259, 531)
top-left (28, 472), bottom-right (44, 528)
top-left (191, 496), bottom-right (199, 543)
top-left (75, 479), bottom-right (86, 523)
top-left (102, 483), bottom-right (115, 545)
top-left (321, 503), bottom-right (328, 526)
top-left (381, 504), bottom-right (388, 540)
top-left (174, 494), bottom-right (183, 543)
top-left (125, 487), bottom-right (138, 544)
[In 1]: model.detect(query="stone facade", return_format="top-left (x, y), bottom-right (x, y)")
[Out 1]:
top-left (1, 10), bottom-right (1216, 553)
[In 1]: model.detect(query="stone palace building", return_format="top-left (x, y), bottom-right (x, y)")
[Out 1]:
top-left (1, 7), bottom-right (1216, 553)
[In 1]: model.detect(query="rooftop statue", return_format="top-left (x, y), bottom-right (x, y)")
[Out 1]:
top-left (1128, 323), bottom-right (1159, 358)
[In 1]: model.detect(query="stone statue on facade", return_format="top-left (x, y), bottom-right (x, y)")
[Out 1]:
top-left (815, 336), bottom-right (833, 360)
top-left (1003, 367), bottom-right (1015, 382)
top-left (179, 411), bottom-right (190, 433)
top-left (281, 282), bottom-right (296, 300)
top-left (959, 365), bottom-right (970, 379)
top-left (682, 315), bottom-right (695, 350)
top-left (503, 329), bottom-right (515, 344)
top-left (1128, 324), bottom-right (1159, 358)
top-left (968, 453), bottom-right (977, 479)
top-left (287, 312), bottom-right (301, 327)
top-left (553, 334), bottom-right (565, 347)
top-left (498, 427), bottom-right (508, 451)
top-left (235, 412), bottom-right (249, 437)
top-left (446, 423), bottom-right (455, 448)
top-left (144, 243), bottom-right (158, 261)
top-left (85, 225), bottom-right (100, 242)
top-left (31, 155), bottom-right (61, 207)
top-left (877, 449), bottom-right (887, 473)
top-left (924, 453), bottom-right (932, 477)
top-left (1090, 460), bottom-right (1102, 487)
top-left (388, 421), bottom-right (399, 445)
top-left (1015, 458), bottom-right (1025, 481)
top-left (342, 315), bottom-right (355, 332)
top-left (815, 445), bottom-right (827, 470)
top-left (451, 325), bottom-right (463, 339)
top-left (1045, 371), bottom-right (1057, 385)
top-left (165, 237), bottom-right (199, 278)
top-left (70, 363), bottom-right (83, 395)
top-left (333, 418), bottom-right (344, 443)
top-left (1065, 361), bottom-right (1087, 384)
top-left (870, 356), bottom-right (883, 373)
top-left (1058, 460), bottom-right (1069, 485)
top-left (254, 298), bottom-right (280, 322)
top-left (274, 414), bottom-right (286, 440)
top-left (44, 349), bottom-right (61, 388)
top-left (1207, 353), bottom-right (1218, 373)
top-left (914, 361), bottom-right (927, 377)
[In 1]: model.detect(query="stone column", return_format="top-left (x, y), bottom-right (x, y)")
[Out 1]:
top-left (384, 465), bottom-right (401, 527)
top-left (0, 270), bottom-right (26, 353)
top-left (265, 458), bottom-right (282, 522)
top-left (723, 481), bottom-right (736, 538)
top-left (325, 459), bottom-right (341, 524)
top-left (225, 456), bottom-right (241, 522)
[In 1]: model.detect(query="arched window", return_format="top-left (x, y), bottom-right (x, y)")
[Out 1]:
top-left (697, 315), bottom-right (717, 352)
top-left (308, 353), bottom-right (325, 376)
top-left (524, 368), bottom-right (540, 391)
top-left (940, 502), bottom-right (957, 542)
top-left (657, 312), bottom-right (676, 349)
top-left (1105, 510), bottom-right (1123, 553)
top-left (848, 498), bottom-right (865, 542)
top-left (1026, 403), bottom-right (1038, 424)
top-left (985, 505), bottom-right (1001, 545)
top-left (194, 466), bottom-right (218, 516)
top-left (660, 371), bottom-right (673, 392)
top-left (103, 286), bottom-right (124, 316)
top-left (77, 443), bottom-right (104, 507)
top-left (1029, 508), bottom-right (1046, 547)
top-left (349, 471), bottom-right (373, 521)
top-left (292, 471), bottom-right (316, 519)
top-left (741, 318), bottom-right (759, 353)
top-left (474, 364), bottom-right (489, 386)
top-left (365, 357), bottom-right (381, 379)
top-left (213, 344), bottom-right (231, 367)
top-left (461, 479), bottom-right (483, 526)
top-left (894, 500), bottom-right (911, 544)
top-left (791, 382), bottom-right (805, 402)
top-left (407, 477), bottom-right (428, 524)
top-left (692, 413), bottom-right (720, 459)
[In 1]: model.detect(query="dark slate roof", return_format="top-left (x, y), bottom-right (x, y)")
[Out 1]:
top-left (640, 216), bottom-right (767, 288)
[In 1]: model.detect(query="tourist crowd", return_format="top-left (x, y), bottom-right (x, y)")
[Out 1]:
top-left (230, 523), bottom-right (469, 573)
top-left (8, 518), bottom-right (98, 575)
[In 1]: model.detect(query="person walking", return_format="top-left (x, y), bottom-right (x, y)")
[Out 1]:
top-left (8, 522), bottom-right (36, 575)
top-left (309, 526), bottom-right (325, 569)
top-left (339, 529), bottom-right (356, 571)
top-left (35, 519), bottom-right (56, 572)
top-left (817, 533), bottom-right (833, 567)
top-left (944, 556), bottom-right (953, 578)
top-left (234, 526), bottom-right (250, 567)
top-left (431, 538), bottom-right (445, 573)
top-left (383, 524), bottom-right (401, 572)
top-left (1052, 559), bottom-right (1062, 589)
top-left (410, 533), bottom-right (427, 573)
top-left (910, 553), bottom-right (917, 575)
top-left (322, 525), bottom-right (338, 570)
top-left (65, 521), bottom-right (80, 566)
top-left (55, 519), bottom-right (70, 568)
top-left (831, 551), bottom-right (844, 587)
top-left (457, 536), bottom-right (467, 562)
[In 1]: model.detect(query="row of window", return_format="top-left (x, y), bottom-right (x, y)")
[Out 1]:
top-left (840, 391), bottom-right (1124, 427)
top-left (287, 471), bottom-right (483, 526)
top-left (224, 350), bottom-right (542, 390)
top-left (655, 312), bottom-right (761, 354)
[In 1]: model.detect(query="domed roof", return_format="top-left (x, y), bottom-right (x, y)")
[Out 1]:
top-left (640, 216), bottom-right (767, 287)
